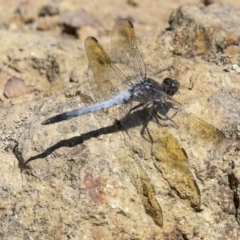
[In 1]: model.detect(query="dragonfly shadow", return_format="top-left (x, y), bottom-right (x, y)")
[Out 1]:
top-left (24, 106), bottom-right (165, 227)
top-left (25, 107), bottom-right (153, 167)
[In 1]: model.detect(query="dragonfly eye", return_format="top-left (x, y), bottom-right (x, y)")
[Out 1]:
top-left (162, 77), bottom-right (180, 96)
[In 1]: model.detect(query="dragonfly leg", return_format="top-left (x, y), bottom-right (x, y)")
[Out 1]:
top-left (140, 106), bottom-right (155, 142)
top-left (114, 119), bottom-right (132, 140)
top-left (128, 102), bottom-right (145, 114)
top-left (151, 99), bottom-right (181, 128)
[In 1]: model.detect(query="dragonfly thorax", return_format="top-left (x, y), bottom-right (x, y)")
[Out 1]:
top-left (129, 77), bottom-right (179, 104)
top-left (130, 78), bottom-right (159, 103)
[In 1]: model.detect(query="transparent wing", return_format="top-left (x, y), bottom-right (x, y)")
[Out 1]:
top-left (149, 124), bottom-right (201, 209)
top-left (164, 99), bottom-right (224, 145)
top-left (126, 93), bottom-right (224, 209)
top-left (145, 85), bottom-right (224, 146)
top-left (128, 155), bottom-right (163, 227)
top-left (85, 36), bottom-right (131, 102)
top-left (111, 19), bottom-right (146, 84)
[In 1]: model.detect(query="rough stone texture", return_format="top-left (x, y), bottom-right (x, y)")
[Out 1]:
top-left (170, 3), bottom-right (240, 56)
top-left (0, 30), bottom-right (87, 106)
top-left (3, 76), bottom-right (30, 99)
top-left (0, 1), bottom-right (240, 240)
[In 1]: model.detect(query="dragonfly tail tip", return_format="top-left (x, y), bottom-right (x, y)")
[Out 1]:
top-left (41, 119), bottom-right (51, 125)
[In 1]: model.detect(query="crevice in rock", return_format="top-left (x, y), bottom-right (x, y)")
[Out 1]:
top-left (228, 169), bottom-right (240, 224)
top-left (182, 232), bottom-right (189, 240)
top-left (12, 142), bottom-right (34, 176)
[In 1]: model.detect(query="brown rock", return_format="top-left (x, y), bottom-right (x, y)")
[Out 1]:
top-left (15, 1), bottom-right (41, 24)
top-left (0, 30), bottom-right (87, 102)
top-left (3, 76), bottom-right (29, 99)
top-left (170, 3), bottom-right (240, 57)
top-left (0, 1), bottom-right (240, 240)
top-left (127, 0), bottom-right (139, 7)
top-left (76, 25), bottom-right (98, 41)
top-left (202, 0), bottom-right (215, 6)
top-left (58, 8), bottom-right (94, 35)
top-left (38, 4), bottom-right (59, 17)
top-left (37, 15), bottom-right (59, 31)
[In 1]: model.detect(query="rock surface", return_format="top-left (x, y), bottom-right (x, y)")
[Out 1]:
top-left (0, 1), bottom-right (240, 239)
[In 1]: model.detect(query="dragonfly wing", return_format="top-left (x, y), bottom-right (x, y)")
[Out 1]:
top-left (85, 36), bottom-right (130, 102)
top-left (141, 95), bottom-right (224, 209)
top-left (150, 91), bottom-right (224, 146)
top-left (148, 123), bottom-right (201, 209)
top-left (111, 19), bottom-right (146, 84)
top-left (130, 157), bottom-right (163, 227)
top-left (166, 99), bottom-right (224, 146)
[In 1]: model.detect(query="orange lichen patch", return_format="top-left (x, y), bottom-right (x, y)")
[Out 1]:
top-left (84, 170), bottom-right (107, 204)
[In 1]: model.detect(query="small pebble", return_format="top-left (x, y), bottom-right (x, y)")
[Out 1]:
top-left (4, 76), bottom-right (29, 99)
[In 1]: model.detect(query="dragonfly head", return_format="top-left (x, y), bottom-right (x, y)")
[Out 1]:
top-left (162, 77), bottom-right (180, 96)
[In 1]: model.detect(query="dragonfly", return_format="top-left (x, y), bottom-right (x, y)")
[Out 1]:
top-left (42, 19), bottom-right (224, 227)
top-left (42, 20), bottom-right (179, 126)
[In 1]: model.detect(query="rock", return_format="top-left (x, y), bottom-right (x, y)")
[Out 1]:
top-left (12, 1), bottom-right (60, 32)
top-left (76, 25), bottom-right (98, 41)
top-left (58, 8), bottom-right (94, 36)
top-left (3, 76), bottom-right (29, 99)
top-left (127, 0), bottom-right (139, 7)
top-left (15, 1), bottom-right (41, 24)
top-left (224, 64), bottom-right (240, 73)
top-left (0, 1), bottom-right (240, 240)
top-left (0, 30), bottom-right (87, 102)
top-left (169, 3), bottom-right (240, 57)
top-left (37, 15), bottom-right (59, 31)
top-left (38, 4), bottom-right (59, 17)
top-left (202, 0), bottom-right (215, 6)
